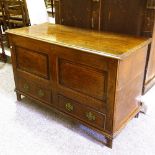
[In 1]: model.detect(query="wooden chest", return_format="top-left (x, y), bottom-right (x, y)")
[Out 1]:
top-left (7, 23), bottom-right (151, 148)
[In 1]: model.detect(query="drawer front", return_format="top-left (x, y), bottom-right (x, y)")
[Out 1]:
top-left (57, 95), bottom-right (106, 129)
top-left (17, 78), bottom-right (52, 104)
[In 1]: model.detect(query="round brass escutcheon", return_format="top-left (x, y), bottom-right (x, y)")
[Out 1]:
top-left (23, 83), bottom-right (29, 92)
top-left (38, 89), bottom-right (45, 97)
top-left (86, 112), bottom-right (96, 121)
top-left (65, 103), bottom-right (73, 112)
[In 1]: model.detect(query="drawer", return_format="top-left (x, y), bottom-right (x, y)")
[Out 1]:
top-left (17, 78), bottom-right (52, 104)
top-left (57, 95), bottom-right (106, 129)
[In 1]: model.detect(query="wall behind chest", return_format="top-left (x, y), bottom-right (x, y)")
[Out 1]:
top-left (55, 0), bottom-right (154, 36)
top-left (55, 0), bottom-right (100, 30)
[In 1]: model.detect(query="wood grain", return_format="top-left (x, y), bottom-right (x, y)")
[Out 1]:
top-left (6, 23), bottom-right (151, 59)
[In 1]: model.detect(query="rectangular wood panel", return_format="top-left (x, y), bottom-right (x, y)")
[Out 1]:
top-left (16, 46), bottom-right (49, 79)
top-left (58, 59), bottom-right (107, 101)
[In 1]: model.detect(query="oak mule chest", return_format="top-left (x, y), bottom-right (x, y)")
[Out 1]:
top-left (7, 23), bottom-right (151, 148)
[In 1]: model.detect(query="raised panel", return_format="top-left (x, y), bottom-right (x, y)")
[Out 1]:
top-left (16, 46), bottom-right (49, 79)
top-left (58, 59), bottom-right (107, 101)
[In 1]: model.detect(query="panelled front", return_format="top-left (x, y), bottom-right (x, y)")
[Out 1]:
top-left (10, 35), bottom-right (117, 133)
top-left (52, 45), bottom-right (118, 133)
top-left (10, 38), bottom-right (117, 133)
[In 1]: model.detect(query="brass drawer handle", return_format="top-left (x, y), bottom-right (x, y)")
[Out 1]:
top-left (23, 83), bottom-right (29, 92)
top-left (65, 103), bottom-right (73, 112)
top-left (38, 89), bottom-right (45, 97)
top-left (86, 112), bottom-right (96, 121)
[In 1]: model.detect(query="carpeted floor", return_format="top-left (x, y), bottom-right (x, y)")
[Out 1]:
top-left (0, 61), bottom-right (155, 155)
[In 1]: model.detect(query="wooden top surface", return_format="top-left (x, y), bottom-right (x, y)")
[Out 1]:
top-left (7, 23), bottom-right (151, 59)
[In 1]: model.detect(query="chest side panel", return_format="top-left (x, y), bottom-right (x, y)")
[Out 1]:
top-left (114, 45), bottom-right (148, 133)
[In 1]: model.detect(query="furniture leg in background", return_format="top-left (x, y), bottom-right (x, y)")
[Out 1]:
top-left (0, 25), bottom-right (7, 62)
